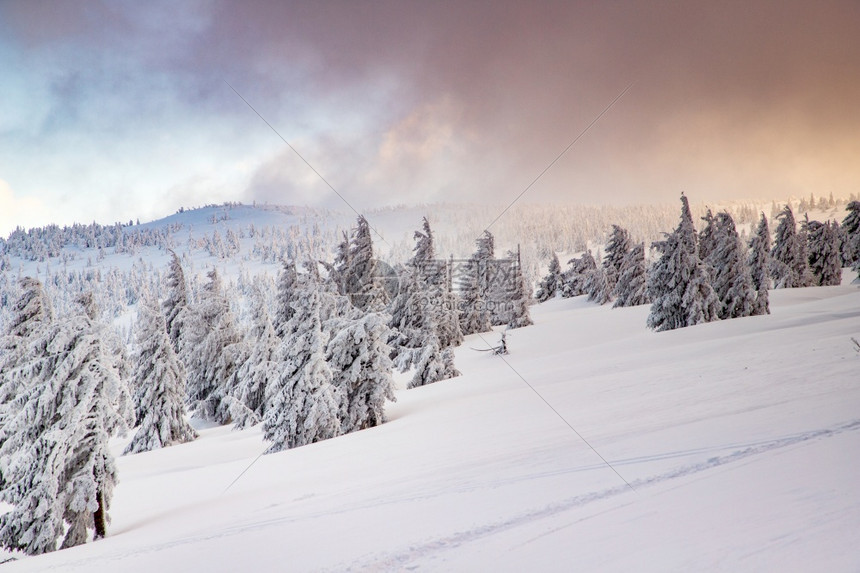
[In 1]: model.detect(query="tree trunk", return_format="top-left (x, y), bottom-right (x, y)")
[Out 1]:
top-left (93, 489), bottom-right (107, 539)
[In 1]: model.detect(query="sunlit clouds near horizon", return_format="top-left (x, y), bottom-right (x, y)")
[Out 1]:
top-left (1, 0), bottom-right (859, 235)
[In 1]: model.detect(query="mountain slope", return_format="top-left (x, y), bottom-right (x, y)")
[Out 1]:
top-left (4, 278), bottom-right (859, 571)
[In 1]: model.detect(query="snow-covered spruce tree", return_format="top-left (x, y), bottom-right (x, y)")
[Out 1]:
top-left (263, 275), bottom-right (340, 453)
top-left (387, 265), bottom-right (427, 370)
top-left (457, 259), bottom-right (492, 335)
top-left (407, 218), bottom-right (462, 349)
top-left (327, 230), bottom-right (351, 296)
top-left (180, 268), bottom-right (246, 424)
top-left (162, 250), bottom-right (188, 353)
top-left (506, 249), bottom-right (533, 329)
top-left (698, 209), bottom-right (718, 263)
top-left (840, 200), bottom-right (860, 267)
top-left (474, 231), bottom-right (510, 326)
top-left (602, 224), bottom-right (633, 294)
top-left (0, 278), bottom-right (53, 423)
top-left (561, 251), bottom-right (597, 297)
top-left (124, 293), bottom-right (196, 454)
top-left (709, 212), bottom-right (756, 319)
top-left (326, 312), bottom-right (396, 433)
top-left (232, 285), bottom-right (281, 429)
top-left (647, 194), bottom-right (720, 331)
top-left (747, 213), bottom-right (771, 315)
top-left (771, 205), bottom-right (813, 288)
top-left (535, 252), bottom-right (563, 303)
top-left (585, 264), bottom-right (612, 305)
top-left (0, 293), bottom-right (131, 553)
top-left (436, 269), bottom-right (464, 349)
top-left (345, 216), bottom-right (385, 311)
top-left (806, 220), bottom-right (843, 286)
top-left (612, 243), bottom-right (650, 308)
top-left (274, 259), bottom-right (298, 338)
top-left (408, 328), bottom-right (460, 389)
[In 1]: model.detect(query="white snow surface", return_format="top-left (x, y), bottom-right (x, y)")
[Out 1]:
top-left (5, 281), bottom-right (860, 571)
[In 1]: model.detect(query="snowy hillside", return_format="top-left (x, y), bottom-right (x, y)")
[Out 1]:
top-left (4, 276), bottom-right (858, 571)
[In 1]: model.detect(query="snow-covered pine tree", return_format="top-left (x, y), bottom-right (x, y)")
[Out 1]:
top-left (232, 285), bottom-right (281, 429)
top-left (806, 220), bottom-right (843, 286)
top-left (263, 275), bottom-right (340, 452)
top-left (708, 212), bottom-right (756, 319)
top-left (771, 205), bottom-right (813, 288)
top-left (328, 230), bottom-right (351, 296)
top-left (457, 260), bottom-right (492, 335)
top-left (698, 209), bottom-right (718, 262)
top-left (274, 259), bottom-right (298, 338)
top-left (647, 194), bottom-right (720, 331)
top-left (585, 265), bottom-right (612, 305)
top-left (326, 312), bottom-right (396, 433)
top-left (345, 216), bottom-right (384, 311)
top-left (506, 248), bottom-right (533, 329)
top-left (561, 251), bottom-right (597, 297)
top-left (436, 267), bottom-right (464, 348)
top-left (748, 213), bottom-right (771, 315)
top-left (535, 252), bottom-right (563, 303)
top-left (387, 265), bottom-right (427, 370)
top-left (407, 218), bottom-right (462, 349)
top-left (162, 250), bottom-right (188, 353)
top-left (0, 278), bottom-right (53, 424)
top-left (602, 224), bottom-right (633, 294)
top-left (125, 293), bottom-right (196, 454)
top-left (0, 293), bottom-right (131, 553)
top-left (840, 200), bottom-right (860, 268)
top-left (612, 243), bottom-right (650, 308)
top-left (408, 328), bottom-right (460, 389)
top-left (180, 268), bottom-right (246, 424)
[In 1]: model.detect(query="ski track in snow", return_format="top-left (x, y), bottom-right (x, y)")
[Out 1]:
top-left (23, 417), bottom-right (860, 572)
top-left (337, 418), bottom-right (860, 572)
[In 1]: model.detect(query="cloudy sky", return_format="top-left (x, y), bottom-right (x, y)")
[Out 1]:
top-left (1, 0), bottom-right (858, 235)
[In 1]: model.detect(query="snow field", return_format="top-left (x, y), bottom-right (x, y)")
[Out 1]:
top-left (5, 280), bottom-right (860, 572)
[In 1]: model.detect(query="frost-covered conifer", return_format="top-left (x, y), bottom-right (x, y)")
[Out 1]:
top-left (263, 276), bottom-right (340, 452)
top-left (0, 278), bottom-right (53, 421)
top-left (647, 195), bottom-right (720, 331)
top-left (585, 265), bottom-right (612, 305)
top-left (748, 213), bottom-right (771, 315)
top-left (406, 218), bottom-right (462, 348)
top-left (458, 232), bottom-right (494, 334)
top-left (232, 286), bottom-right (281, 429)
top-left (506, 250), bottom-right (533, 329)
top-left (274, 259), bottom-right (298, 338)
top-left (0, 293), bottom-right (131, 553)
top-left (602, 225), bottom-right (633, 294)
top-left (807, 220), bottom-right (842, 286)
top-left (535, 252), bottom-right (563, 303)
top-left (387, 266), bottom-right (427, 369)
top-left (345, 216), bottom-right (384, 311)
top-left (181, 269), bottom-right (246, 424)
top-left (709, 212), bottom-right (756, 319)
top-left (698, 209), bottom-right (718, 262)
top-left (771, 205), bottom-right (813, 288)
top-left (457, 260), bottom-right (492, 335)
top-left (125, 293), bottom-right (196, 454)
top-left (840, 200), bottom-right (860, 267)
top-left (408, 331), bottom-right (460, 389)
top-left (162, 250), bottom-right (188, 353)
top-left (326, 312), bottom-right (396, 433)
top-left (561, 251), bottom-right (597, 297)
top-left (613, 243), bottom-right (650, 308)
